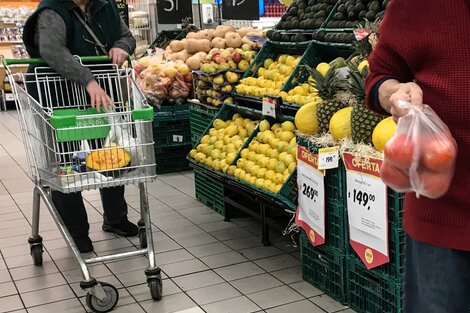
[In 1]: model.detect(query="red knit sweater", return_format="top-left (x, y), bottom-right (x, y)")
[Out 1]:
top-left (366, 0), bottom-right (470, 251)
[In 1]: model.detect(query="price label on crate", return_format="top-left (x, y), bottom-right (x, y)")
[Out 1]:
top-left (343, 152), bottom-right (389, 269)
top-left (156, 0), bottom-right (193, 24)
top-left (262, 97), bottom-right (277, 118)
top-left (295, 146), bottom-right (326, 247)
top-left (222, 0), bottom-right (260, 20)
top-left (318, 146), bottom-right (339, 170)
top-left (173, 135), bottom-right (184, 143)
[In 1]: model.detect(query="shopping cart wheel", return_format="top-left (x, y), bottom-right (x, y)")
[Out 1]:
top-left (31, 245), bottom-right (43, 266)
top-left (138, 228), bottom-right (147, 249)
top-left (86, 282), bottom-right (119, 313)
top-left (148, 278), bottom-right (163, 301)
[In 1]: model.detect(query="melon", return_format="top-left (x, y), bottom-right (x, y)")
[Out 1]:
top-left (295, 102), bottom-right (319, 134)
top-left (329, 107), bottom-right (352, 141)
top-left (86, 147), bottom-right (131, 170)
top-left (372, 116), bottom-right (397, 151)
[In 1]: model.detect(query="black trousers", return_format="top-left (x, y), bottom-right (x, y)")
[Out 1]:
top-left (51, 186), bottom-right (128, 238)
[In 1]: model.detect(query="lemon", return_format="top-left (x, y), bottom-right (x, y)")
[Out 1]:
top-left (189, 149), bottom-right (197, 159)
top-left (316, 62), bottom-right (330, 77)
top-left (281, 121), bottom-right (296, 132)
top-left (280, 131), bottom-right (295, 143)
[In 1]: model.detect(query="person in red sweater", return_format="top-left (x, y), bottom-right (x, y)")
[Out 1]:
top-left (365, 0), bottom-right (470, 312)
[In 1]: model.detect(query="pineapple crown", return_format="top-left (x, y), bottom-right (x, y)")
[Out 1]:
top-left (347, 61), bottom-right (368, 102)
top-left (304, 65), bottom-right (340, 101)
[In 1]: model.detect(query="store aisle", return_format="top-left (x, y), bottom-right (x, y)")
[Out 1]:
top-left (0, 110), bottom-right (354, 313)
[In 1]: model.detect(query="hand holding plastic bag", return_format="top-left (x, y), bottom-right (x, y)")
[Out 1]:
top-left (380, 102), bottom-right (457, 199)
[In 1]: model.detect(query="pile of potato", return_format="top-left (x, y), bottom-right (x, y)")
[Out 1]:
top-left (165, 25), bottom-right (264, 71)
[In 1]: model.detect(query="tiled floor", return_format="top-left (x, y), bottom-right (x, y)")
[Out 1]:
top-left (0, 111), bottom-right (354, 313)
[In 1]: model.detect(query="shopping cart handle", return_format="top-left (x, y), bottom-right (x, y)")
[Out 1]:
top-left (2, 56), bottom-right (112, 67)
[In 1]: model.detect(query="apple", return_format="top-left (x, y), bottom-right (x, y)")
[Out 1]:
top-left (231, 51), bottom-right (242, 63)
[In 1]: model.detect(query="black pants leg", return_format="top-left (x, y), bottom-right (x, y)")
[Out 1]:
top-left (100, 186), bottom-right (128, 226)
top-left (51, 191), bottom-right (89, 238)
top-left (405, 235), bottom-right (470, 313)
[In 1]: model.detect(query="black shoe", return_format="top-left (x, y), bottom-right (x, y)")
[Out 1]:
top-left (73, 236), bottom-right (94, 253)
top-left (102, 219), bottom-right (138, 237)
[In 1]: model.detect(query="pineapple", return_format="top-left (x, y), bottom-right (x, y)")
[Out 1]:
top-left (349, 63), bottom-right (385, 145)
top-left (309, 66), bottom-right (351, 134)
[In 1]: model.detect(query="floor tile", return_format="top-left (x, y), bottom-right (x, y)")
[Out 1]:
top-left (140, 292), bottom-right (197, 313)
top-left (21, 284), bottom-right (75, 307)
top-left (254, 254), bottom-right (300, 273)
top-left (157, 249), bottom-right (195, 266)
top-left (289, 281), bottom-right (323, 298)
top-left (187, 213), bottom-right (224, 225)
top-left (161, 259), bottom-right (209, 278)
top-left (173, 270), bottom-right (224, 291)
top-left (230, 273), bottom-right (284, 294)
top-left (4, 253), bottom-right (52, 269)
top-left (115, 269), bottom-right (147, 287)
top-left (26, 298), bottom-right (85, 313)
top-left (92, 238), bottom-right (134, 253)
top-left (223, 236), bottom-right (262, 250)
top-left (176, 233), bottom-right (219, 248)
top-left (111, 303), bottom-right (146, 313)
top-left (177, 206), bottom-right (214, 218)
top-left (0, 294), bottom-right (24, 312)
top-left (62, 264), bottom-right (113, 283)
top-left (127, 279), bottom-right (181, 302)
top-left (0, 281), bottom-right (18, 297)
top-left (187, 282), bottom-right (241, 305)
top-left (270, 266), bottom-right (303, 284)
top-left (186, 242), bottom-right (232, 258)
top-left (211, 228), bottom-right (253, 241)
top-left (9, 261), bottom-right (59, 281)
top-left (106, 256), bottom-right (149, 274)
top-left (15, 272), bottom-right (67, 293)
top-left (172, 308), bottom-right (205, 313)
top-left (239, 245), bottom-right (284, 260)
top-left (164, 226), bottom-right (207, 240)
top-left (202, 296), bottom-right (260, 313)
top-left (266, 299), bottom-right (324, 313)
top-left (310, 294), bottom-right (348, 313)
top-left (200, 251), bottom-right (248, 269)
top-left (247, 286), bottom-right (304, 310)
top-left (199, 220), bottom-right (239, 233)
top-left (70, 275), bottom-right (123, 298)
top-left (0, 269), bottom-right (11, 284)
top-left (214, 262), bottom-right (265, 281)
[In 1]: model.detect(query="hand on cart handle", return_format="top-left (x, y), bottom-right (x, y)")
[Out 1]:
top-left (86, 80), bottom-right (115, 112)
top-left (389, 82), bottom-right (424, 122)
top-left (109, 47), bottom-right (129, 68)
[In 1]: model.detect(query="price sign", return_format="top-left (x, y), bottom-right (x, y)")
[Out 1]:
top-left (318, 146), bottom-right (339, 170)
top-left (157, 0), bottom-right (193, 24)
top-left (262, 97), bottom-right (276, 118)
top-left (295, 146), bottom-right (326, 246)
top-left (343, 152), bottom-right (389, 269)
top-left (221, 0), bottom-right (260, 20)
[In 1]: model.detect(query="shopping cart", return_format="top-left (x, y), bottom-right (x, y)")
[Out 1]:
top-left (3, 56), bottom-right (162, 312)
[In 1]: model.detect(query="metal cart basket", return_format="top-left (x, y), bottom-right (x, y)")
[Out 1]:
top-left (3, 56), bottom-right (163, 312)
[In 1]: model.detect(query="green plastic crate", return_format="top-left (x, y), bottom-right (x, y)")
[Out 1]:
top-left (225, 114), bottom-right (298, 209)
top-left (155, 144), bottom-right (191, 174)
top-left (347, 223), bottom-right (405, 279)
top-left (150, 29), bottom-right (188, 49)
top-left (153, 105), bottom-right (191, 147)
top-left (347, 258), bottom-right (403, 313)
top-left (189, 103), bottom-right (219, 146)
top-left (300, 230), bottom-right (347, 304)
top-left (194, 169), bottom-right (225, 215)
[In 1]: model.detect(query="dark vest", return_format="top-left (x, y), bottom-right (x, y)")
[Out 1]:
top-left (23, 0), bottom-right (121, 58)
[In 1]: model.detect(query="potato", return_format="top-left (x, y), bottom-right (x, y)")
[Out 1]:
top-left (184, 39), bottom-right (212, 54)
top-left (238, 27), bottom-right (255, 38)
top-left (199, 29), bottom-right (214, 41)
top-left (186, 53), bottom-right (206, 70)
top-left (169, 40), bottom-right (184, 53)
